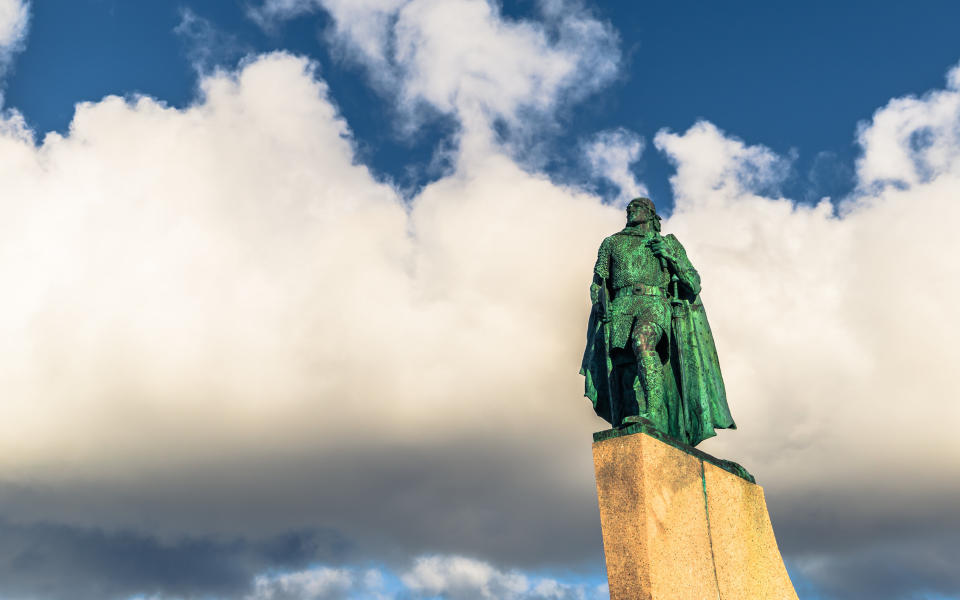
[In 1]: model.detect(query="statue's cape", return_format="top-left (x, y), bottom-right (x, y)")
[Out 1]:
top-left (580, 298), bottom-right (614, 424)
top-left (666, 295), bottom-right (736, 446)
top-left (580, 289), bottom-right (736, 447)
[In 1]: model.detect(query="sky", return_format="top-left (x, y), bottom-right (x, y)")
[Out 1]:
top-left (0, 1), bottom-right (958, 599)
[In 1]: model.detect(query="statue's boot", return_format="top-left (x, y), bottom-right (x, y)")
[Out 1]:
top-left (639, 352), bottom-right (667, 431)
top-left (623, 352), bottom-right (666, 431)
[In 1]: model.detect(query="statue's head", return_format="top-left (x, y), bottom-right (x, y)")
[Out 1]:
top-left (626, 197), bottom-right (660, 230)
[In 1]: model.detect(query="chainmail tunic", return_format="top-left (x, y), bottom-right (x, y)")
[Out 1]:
top-left (593, 228), bottom-right (701, 349)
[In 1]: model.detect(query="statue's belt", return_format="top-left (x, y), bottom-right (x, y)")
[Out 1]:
top-left (614, 284), bottom-right (665, 299)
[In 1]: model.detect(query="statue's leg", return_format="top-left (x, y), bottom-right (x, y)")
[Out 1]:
top-left (631, 321), bottom-right (667, 431)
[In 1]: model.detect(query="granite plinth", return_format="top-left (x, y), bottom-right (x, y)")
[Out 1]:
top-left (593, 430), bottom-right (798, 600)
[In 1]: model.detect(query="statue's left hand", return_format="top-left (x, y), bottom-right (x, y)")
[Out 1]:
top-left (649, 239), bottom-right (677, 264)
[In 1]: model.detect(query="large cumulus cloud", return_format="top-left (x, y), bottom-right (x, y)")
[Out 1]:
top-left (0, 3), bottom-right (625, 591)
top-left (0, 50), bottom-right (616, 554)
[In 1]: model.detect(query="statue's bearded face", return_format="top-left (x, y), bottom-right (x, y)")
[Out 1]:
top-left (626, 198), bottom-right (657, 226)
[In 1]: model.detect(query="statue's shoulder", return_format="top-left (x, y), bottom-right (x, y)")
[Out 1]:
top-left (599, 232), bottom-right (624, 248)
top-left (607, 228), bottom-right (643, 242)
top-left (662, 233), bottom-right (686, 250)
top-left (594, 234), bottom-right (616, 260)
top-left (604, 232), bottom-right (621, 242)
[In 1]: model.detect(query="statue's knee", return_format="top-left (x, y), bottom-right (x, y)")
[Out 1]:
top-left (633, 330), bottom-right (659, 355)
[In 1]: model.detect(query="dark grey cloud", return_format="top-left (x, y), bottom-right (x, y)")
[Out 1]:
top-left (770, 487), bottom-right (960, 600)
top-left (0, 432), bottom-right (606, 569)
top-left (0, 519), bottom-right (348, 600)
top-left (789, 536), bottom-right (960, 600)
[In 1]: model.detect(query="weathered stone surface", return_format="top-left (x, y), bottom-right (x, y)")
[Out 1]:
top-left (704, 462), bottom-right (798, 599)
top-left (593, 430), bottom-right (797, 600)
top-left (593, 432), bottom-right (717, 599)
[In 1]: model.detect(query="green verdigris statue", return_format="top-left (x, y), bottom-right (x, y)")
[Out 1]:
top-left (580, 197), bottom-right (736, 447)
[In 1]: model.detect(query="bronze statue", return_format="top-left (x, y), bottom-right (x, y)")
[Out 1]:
top-left (580, 197), bottom-right (736, 447)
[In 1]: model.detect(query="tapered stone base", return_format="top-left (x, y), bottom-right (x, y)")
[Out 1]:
top-left (593, 428), bottom-right (798, 600)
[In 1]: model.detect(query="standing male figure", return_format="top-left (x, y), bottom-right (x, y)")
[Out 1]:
top-left (580, 197), bottom-right (736, 446)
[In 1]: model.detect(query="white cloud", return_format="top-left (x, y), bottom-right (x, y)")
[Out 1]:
top-left (655, 120), bottom-right (790, 204)
top-left (401, 555), bottom-right (598, 600)
top-left (0, 0), bottom-right (27, 49)
top-left (260, 0), bottom-right (405, 76)
top-left (248, 567), bottom-right (356, 600)
top-left (249, 0), bottom-right (619, 149)
top-left (247, 0), bottom-right (328, 28)
top-left (174, 8), bottom-right (249, 74)
top-left (583, 128), bottom-right (647, 203)
top-left (0, 0), bottom-right (28, 83)
top-left (196, 559), bottom-right (603, 600)
top-left (855, 62), bottom-right (960, 189)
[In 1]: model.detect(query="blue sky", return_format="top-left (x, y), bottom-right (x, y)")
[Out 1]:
top-left (8, 1), bottom-right (960, 207)
top-left (0, 1), bottom-right (959, 600)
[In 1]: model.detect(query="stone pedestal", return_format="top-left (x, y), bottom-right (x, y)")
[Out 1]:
top-left (593, 427), bottom-right (798, 600)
